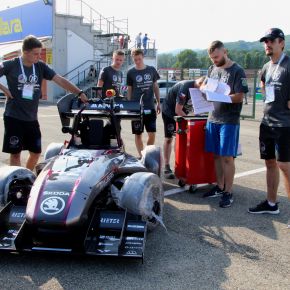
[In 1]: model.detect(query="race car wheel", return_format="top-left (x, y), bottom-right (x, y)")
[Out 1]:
top-left (141, 145), bottom-right (162, 177)
top-left (0, 166), bottom-right (36, 205)
top-left (44, 142), bottom-right (64, 160)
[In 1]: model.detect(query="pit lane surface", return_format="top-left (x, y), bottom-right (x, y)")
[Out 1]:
top-left (0, 102), bottom-right (289, 290)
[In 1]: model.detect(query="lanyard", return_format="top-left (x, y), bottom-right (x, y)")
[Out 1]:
top-left (19, 56), bottom-right (35, 83)
top-left (265, 53), bottom-right (285, 83)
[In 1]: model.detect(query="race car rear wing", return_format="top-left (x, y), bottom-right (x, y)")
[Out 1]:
top-left (57, 93), bottom-right (141, 128)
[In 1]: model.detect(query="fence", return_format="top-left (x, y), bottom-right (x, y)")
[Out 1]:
top-left (157, 68), bottom-right (259, 119)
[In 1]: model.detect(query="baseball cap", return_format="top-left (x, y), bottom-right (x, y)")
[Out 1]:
top-left (259, 28), bottom-right (285, 42)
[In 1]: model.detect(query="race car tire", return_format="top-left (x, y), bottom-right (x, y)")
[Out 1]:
top-left (141, 145), bottom-right (162, 177)
top-left (0, 166), bottom-right (35, 205)
top-left (44, 142), bottom-right (64, 160)
top-left (111, 172), bottom-right (164, 230)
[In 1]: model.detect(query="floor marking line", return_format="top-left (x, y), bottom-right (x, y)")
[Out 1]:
top-left (164, 167), bottom-right (266, 197)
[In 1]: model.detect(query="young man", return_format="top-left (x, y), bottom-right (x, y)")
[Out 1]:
top-left (97, 50), bottom-right (125, 98)
top-left (0, 35), bottom-right (88, 171)
top-left (203, 41), bottom-right (248, 208)
top-left (161, 77), bottom-right (205, 179)
top-left (248, 28), bottom-right (290, 224)
top-left (126, 48), bottom-right (161, 158)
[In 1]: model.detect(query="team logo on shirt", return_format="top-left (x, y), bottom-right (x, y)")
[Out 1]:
top-left (272, 70), bottom-right (281, 82)
top-left (220, 73), bottom-right (230, 83)
top-left (136, 75), bottom-right (143, 82)
top-left (113, 75), bottom-right (118, 82)
top-left (144, 74), bottom-right (151, 81)
top-left (18, 74), bottom-right (26, 84)
top-left (29, 74), bottom-right (38, 84)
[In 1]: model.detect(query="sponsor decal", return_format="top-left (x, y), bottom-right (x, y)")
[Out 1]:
top-left (127, 224), bottom-right (145, 229)
top-left (11, 212), bottom-right (25, 218)
top-left (97, 249), bottom-right (111, 253)
top-left (100, 218), bottom-right (120, 224)
top-left (126, 250), bottom-right (137, 255)
top-left (90, 103), bottom-right (124, 109)
top-left (40, 197), bottom-right (65, 215)
top-left (43, 191), bottom-right (70, 196)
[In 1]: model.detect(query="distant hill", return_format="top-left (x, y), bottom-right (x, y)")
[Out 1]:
top-left (159, 35), bottom-right (290, 55)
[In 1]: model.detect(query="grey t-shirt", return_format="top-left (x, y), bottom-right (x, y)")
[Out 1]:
top-left (126, 65), bottom-right (160, 110)
top-left (98, 66), bottom-right (123, 98)
top-left (207, 63), bottom-right (248, 125)
top-left (261, 54), bottom-right (290, 127)
top-left (162, 80), bottom-right (195, 118)
top-left (0, 57), bottom-right (56, 121)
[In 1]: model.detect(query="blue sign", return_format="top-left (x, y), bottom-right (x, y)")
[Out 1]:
top-left (0, 1), bottom-right (53, 43)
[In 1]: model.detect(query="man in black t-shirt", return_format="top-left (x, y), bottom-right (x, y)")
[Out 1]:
top-left (248, 28), bottom-right (290, 221)
top-left (97, 50), bottom-right (125, 98)
top-left (127, 48), bottom-right (161, 158)
top-left (0, 35), bottom-right (88, 170)
top-left (203, 41), bottom-right (248, 208)
top-left (161, 77), bottom-right (205, 179)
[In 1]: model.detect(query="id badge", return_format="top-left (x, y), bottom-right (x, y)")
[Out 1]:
top-left (22, 84), bottom-right (34, 100)
top-left (265, 85), bottom-right (275, 103)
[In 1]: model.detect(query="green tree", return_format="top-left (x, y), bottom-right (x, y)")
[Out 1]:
top-left (157, 53), bottom-right (177, 69)
top-left (174, 49), bottom-right (200, 68)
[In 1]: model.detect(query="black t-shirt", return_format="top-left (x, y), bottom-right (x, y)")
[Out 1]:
top-left (261, 54), bottom-right (290, 127)
top-left (207, 63), bottom-right (248, 125)
top-left (162, 80), bottom-right (195, 118)
top-left (0, 57), bottom-right (56, 121)
top-left (126, 65), bottom-right (160, 110)
top-left (98, 66), bottom-right (123, 97)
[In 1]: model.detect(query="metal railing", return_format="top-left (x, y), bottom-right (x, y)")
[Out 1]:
top-left (55, 0), bottom-right (128, 36)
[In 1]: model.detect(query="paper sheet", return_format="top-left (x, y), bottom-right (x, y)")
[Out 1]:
top-left (189, 88), bottom-right (214, 114)
top-left (205, 91), bottom-right (232, 103)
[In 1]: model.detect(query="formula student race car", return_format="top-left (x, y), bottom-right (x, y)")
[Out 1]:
top-left (0, 89), bottom-right (164, 260)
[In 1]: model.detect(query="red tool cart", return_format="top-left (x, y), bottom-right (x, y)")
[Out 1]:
top-left (175, 116), bottom-right (216, 192)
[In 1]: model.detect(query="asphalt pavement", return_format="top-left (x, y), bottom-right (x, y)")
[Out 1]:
top-left (0, 101), bottom-right (289, 290)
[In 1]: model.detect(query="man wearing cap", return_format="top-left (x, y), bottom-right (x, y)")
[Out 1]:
top-left (248, 28), bottom-right (290, 223)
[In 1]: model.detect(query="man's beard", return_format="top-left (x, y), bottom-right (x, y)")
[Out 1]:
top-left (216, 57), bottom-right (226, 67)
top-left (266, 51), bottom-right (273, 56)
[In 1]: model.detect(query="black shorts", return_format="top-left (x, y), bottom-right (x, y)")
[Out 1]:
top-left (259, 123), bottom-right (290, 162)
top-left (131, 110), bottom-right (157, 135)
top-left (162, 113), bottom-right (176, 138)
top-left (3, 116), bottom-right (42, 154)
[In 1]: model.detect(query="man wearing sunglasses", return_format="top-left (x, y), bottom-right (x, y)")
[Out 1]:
top-left (248, 28), bottom-right (290, 225)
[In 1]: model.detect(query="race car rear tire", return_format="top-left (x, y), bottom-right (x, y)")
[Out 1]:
top-left (0, 166), bottom-right (35, 205)
top-left (44, 142), bottom-right (64, 160)
top-left (111, 172), bottom-right (164, 230)
top-left (141, 145), bottom-right (162, 177)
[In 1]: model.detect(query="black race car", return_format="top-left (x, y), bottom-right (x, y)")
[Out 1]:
top-left (0, 91), bottom-right (163, 260)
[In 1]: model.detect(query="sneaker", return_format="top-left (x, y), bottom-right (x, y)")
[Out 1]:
top-left (219, 192), bottom-right (233, 208)
top-left (248, 200), bottom-right (280, 214)
top-left (164, 168), bottom-right (175, 179)
top-left (203, 185), bottom-right (224, 198)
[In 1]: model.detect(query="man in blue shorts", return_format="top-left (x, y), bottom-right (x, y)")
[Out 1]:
top-left (203, 41), bottom-right (248, 208)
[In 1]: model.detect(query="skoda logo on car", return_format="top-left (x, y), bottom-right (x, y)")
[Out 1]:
top-left (40, 197), bottom-right (66, 215)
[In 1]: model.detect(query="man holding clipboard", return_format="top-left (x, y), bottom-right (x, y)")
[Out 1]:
top-left (202, 41), bottom-right (248, 208)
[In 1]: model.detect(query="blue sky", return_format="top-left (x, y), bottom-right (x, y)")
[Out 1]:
top-left (1, 0), bottom-right (290, 52)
